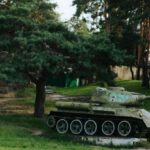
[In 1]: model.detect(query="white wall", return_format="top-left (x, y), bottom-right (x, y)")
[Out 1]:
top-left (113, 66), bottom-right (139, 80)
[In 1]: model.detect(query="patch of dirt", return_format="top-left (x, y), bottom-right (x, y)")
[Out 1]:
top-left (0, 98), bottom-right (33, 114)
top-left (46, 94), bottom-right (90, 101)
top-left (0, 92), bottom-right (16, 98)
top-left (31, 129), bottom-right (44, 136)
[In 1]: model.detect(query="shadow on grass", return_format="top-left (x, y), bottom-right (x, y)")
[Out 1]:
top-left (0, 113), bottom-right (74, 143)
top-left (0, 114), bottom-right (150, 149)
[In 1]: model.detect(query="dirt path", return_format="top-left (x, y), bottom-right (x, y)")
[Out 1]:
top-left (0, 97), bottom-right (33, 114)
top-left (0, 97), bottom-right (25, 103)
top-left (46, 94), bottom-right (90, 101)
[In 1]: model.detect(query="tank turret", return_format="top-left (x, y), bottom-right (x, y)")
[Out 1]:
top-left (47, 87), bottom-right (150, 138)
top-left (91, 87), bottom-right (150, 106)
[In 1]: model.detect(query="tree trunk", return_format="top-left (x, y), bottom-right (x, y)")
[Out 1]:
top-left (141, 58), bottom-right (149, 88)
top-left (34, 81), bottom-right (46, 117)
top-left (136, 66), bottom-right (141, 80)
top-left (142, 67), bottom-right (149, 88)
top-left (129, 65), bottom-right (134, 80)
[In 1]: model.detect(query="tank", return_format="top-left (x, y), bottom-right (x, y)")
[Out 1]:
top-left (47, 87), bottom-right (150, 138)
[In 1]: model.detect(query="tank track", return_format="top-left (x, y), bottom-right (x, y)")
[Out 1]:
top-left (47, 110), bottom-right (150, 138)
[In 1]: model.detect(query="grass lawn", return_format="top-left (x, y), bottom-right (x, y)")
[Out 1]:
top-left (116, 80), bottom-right (150, 95)
top-left (0, 115), bottom-right (114, 150)
top-left (0, 115), bottom-right (95, 150)
top-left (0, 80), bottom-right (150, 150)
top-left (55, 85), bottom-right (97, 96)
top-left (0, 98), bottom-right (113, 150)
top-left (55, 80), bottom-right (150, 96)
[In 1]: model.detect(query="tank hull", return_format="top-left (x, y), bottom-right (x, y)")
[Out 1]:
top-left (47, 110), bottom-right (150, 138)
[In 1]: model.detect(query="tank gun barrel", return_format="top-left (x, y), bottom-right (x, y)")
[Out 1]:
top-left (143, 95), bottom-right (150, 99)
top-left (134, 95), bottom-right (150, 101)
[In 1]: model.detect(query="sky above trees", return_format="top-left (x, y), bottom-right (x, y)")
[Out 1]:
top-left (51, 0), bottom-right (75, 21)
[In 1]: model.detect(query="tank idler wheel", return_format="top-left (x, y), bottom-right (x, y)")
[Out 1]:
top-left (47, 115), bottom-right (56, 128)
top-left (70, 119), bottom-right (83, 135)
top-left (118, 120), bottom-right (131, 137)
top-left (56, 119), bottom-right (69, 134)
top-left (102, 120), bottom-right (115, 136)
top-left (84, 120), bottom-right (97, 135)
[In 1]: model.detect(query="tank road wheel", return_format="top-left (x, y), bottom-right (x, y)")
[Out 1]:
top-left (56, 119), bottom-right (69, 134)
top-left (102, 120), bottom-right (115, 136)
top-left (70, 119), bottom-right (83, 135)
top-left (84, 120), bottom-right (97, 135)
top-left (47, 115), bottom-right (56, 128)
top-left (118, 120), bottom-right (131, 137)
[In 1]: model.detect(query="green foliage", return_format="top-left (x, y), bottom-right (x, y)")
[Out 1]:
top-left (0, 0), bottom-right (126, 86)
top-left (89, 32), bottom-right (125, 65)
top-left (67, 17), bottom-right (91, 38)
top-left (72, 1), bottom-right (129, 84)
top-left (0, 0), bottom-right (91, 89)
top-left (73, 0), bottom-right (150, 66)
top-left (55, 85), bottom-right (97, 96)
top-left (0, 0), bottom-right (61, 83)
top-left (81, 31), bottom-right (125, 84)
top-left (0, 0), bottom-right (66, 117)
top-left (15, 87), bottom-right (35, 98)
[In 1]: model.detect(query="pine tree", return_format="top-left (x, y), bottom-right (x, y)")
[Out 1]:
top-left (0, 0), bottom-right (81, 117)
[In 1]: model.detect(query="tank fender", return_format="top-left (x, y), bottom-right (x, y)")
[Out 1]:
top-left (139, 109), bottom-right (150, 128)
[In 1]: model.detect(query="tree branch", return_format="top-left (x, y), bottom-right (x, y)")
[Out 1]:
top-left (26, 72), bottom-right (38, 84)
